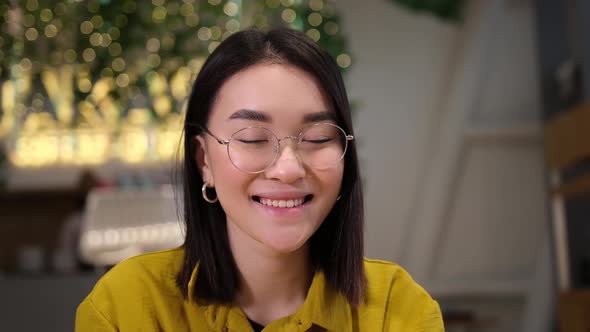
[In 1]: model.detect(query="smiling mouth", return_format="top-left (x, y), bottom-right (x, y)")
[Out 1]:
top-left (252, 195), bottom-right (314, 208)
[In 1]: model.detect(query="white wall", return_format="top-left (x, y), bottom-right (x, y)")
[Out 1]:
top-left (339, 0), bottom-right (546, 272)
top-left (339, 1), bottom-right (550, 330)
top-left (337, 0), bottom-right (459, 262)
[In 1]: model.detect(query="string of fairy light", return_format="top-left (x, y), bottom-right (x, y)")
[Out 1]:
top-left (0, 0), bottom-right (351, 167)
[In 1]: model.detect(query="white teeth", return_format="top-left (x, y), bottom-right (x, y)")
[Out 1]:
top-left (258, 197), bottom-right (305, 208)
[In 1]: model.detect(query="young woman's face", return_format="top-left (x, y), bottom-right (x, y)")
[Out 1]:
top-left (197, 63), bottom-right (344, 255)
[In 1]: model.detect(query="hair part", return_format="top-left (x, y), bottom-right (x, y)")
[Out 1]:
top-left (176, 28), bottom-right (366, 305)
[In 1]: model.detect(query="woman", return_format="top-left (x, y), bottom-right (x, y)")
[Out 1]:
top-left (76, 28), bottom-right (443, 331)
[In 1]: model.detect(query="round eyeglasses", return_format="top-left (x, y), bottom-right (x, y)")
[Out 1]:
top-left (199, 123), bottom-right (354, 174)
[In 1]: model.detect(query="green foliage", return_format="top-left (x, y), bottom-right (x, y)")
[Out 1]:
top-left (390, 0), bottom-right (465, 22)
top-left (0, 0), bottom-right (351, 127)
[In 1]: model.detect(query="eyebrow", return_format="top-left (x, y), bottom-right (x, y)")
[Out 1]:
top-left (228, 109), bottom-right (271, 122)
top-left (302, 111), bottom-right (336, 124)
top-left (227, 109), bottom-right (336, 124)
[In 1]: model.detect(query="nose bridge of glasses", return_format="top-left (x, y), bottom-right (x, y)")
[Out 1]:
top-left (275, 135), bottom-right (301, 158)
top-left (277, 135), bottom-right (299, 147)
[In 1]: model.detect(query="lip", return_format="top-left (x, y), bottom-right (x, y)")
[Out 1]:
top-left (253, 199), bottom-right (308, 218)
top-left (251, 191), bottom-right (312, 200)
top-left (251, 191), bottom-right (313, 219)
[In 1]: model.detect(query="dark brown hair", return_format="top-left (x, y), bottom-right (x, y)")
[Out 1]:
top-left (177, 28), bottom-right (365, 305)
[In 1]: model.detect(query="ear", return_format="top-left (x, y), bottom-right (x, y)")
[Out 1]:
top-left (195, 135), bottom-right (214, 186)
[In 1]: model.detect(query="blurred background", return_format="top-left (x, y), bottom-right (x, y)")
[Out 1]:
top-left (1, 0), bottom-right (589, 331)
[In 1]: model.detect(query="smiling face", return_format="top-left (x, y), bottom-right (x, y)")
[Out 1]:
top-left (196, 63), bottom-right (344, 256)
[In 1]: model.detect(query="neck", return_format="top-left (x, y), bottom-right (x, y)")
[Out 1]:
top-left (227, 222), bottom-right (313, 325)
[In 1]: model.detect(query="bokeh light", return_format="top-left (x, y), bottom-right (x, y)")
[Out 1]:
top-left (0, 0), bottom-right (351, 167)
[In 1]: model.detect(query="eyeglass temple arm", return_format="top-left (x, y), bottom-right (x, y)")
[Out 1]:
top-left (197, 126), bottom-right (229, 145)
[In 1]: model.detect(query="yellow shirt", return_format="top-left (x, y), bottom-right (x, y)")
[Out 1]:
top-left (76, 248), bottom-right (443, 331)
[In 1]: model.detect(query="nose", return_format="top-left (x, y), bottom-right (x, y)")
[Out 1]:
top-left (264, 141), bottom-right (306, 183)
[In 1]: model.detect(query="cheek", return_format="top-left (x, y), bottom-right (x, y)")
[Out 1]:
top-left (208, 149), bottom-right (251, 200)
top-left (311, 166), bottom-right (344, 215)
top-left (207, 147), bottom-right (232, 180)
top-left (318, 165), bottom-right (344, 193)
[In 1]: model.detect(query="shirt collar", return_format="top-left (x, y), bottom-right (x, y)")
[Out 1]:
top-left (295, 270), bottom-right (352, 331)
top-left (187, 264), bottom-right (352, 331)
top-left (187, 261), bottom-right (199, 301)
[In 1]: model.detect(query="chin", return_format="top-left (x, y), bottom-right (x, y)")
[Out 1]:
top-left (262, 235), bottom-right (309, 255)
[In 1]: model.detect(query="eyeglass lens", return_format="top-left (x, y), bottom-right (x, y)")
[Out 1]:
top-left (227, 123), bottom-right (347, 173)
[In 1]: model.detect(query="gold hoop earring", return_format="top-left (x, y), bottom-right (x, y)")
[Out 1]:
top-left (202, 183), bottom-right (218, 203)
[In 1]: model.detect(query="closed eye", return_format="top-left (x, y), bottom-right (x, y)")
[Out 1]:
top-left (237, 139), bottom-right (269, 144)
top-left (303, 138), bottom-right (332, 144)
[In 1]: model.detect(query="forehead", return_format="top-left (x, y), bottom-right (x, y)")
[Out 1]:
top-left (209, 63), bottom-right (332, 124)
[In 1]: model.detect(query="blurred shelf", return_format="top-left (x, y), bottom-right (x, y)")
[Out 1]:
top-left (4, 159), bottom-right (175, 190)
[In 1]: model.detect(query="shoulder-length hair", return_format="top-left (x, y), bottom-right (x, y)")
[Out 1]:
top-left (177, 28), bottom-right (365, 305)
